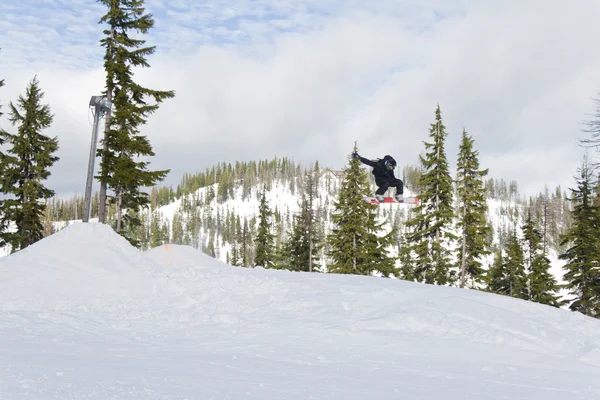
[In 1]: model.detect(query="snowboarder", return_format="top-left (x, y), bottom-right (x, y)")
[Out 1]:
top-left (352, 152), bottom-right (404, 202)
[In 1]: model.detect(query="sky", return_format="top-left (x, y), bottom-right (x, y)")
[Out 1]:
top-left (1, 0), bottom-right (600, 198)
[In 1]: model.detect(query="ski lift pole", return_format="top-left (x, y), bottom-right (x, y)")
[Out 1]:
top-left (83, 96), bottom-right (112, 223)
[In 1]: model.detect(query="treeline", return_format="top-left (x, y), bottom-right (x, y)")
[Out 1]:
top-left (485, 178), bottom-right (573, 252)
top-left (124, 165), bottom-right (334, 270)
top-left (166, 157), bottom-right (322, 207)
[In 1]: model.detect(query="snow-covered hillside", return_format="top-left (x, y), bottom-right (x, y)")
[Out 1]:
top-left (153, 168), bottom-right (419, 264)
top-left (0, 222), bottom-right (598, 399)
top-left (152, 169), bottom-right (568, 283)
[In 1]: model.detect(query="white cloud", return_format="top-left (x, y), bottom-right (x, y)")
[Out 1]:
top-left (1, 0), bottom-right (600, 198)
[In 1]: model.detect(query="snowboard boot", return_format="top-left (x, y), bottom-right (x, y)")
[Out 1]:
top-left (375, 194), bottom-right (385, 203)
top-left (394, 194), bottom-right (404, 202)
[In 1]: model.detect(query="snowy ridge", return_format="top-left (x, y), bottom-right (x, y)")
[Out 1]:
top-left (155, 168), bottom-right (419, 264)
top-left (153, 170), bottom-right (567, 283)
top-left (0, 223), bottom-right (599, 399)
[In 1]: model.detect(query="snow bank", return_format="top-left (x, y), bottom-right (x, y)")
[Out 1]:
top-left (0, 222), bottom-right (180, 311)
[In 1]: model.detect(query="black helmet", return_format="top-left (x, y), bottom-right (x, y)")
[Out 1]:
top-left (385, 156), bottom-right (396, 170)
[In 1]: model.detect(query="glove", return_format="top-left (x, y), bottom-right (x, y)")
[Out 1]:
top-left (351, 152), bottom-right (360, 160)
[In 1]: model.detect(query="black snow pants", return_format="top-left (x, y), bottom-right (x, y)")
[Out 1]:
top-left (375, 177), bottom-right (404, 196)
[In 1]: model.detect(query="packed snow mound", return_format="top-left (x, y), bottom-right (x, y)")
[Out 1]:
top-left (145, 243), bottom-right (229, 269)
top-left (0, 222), bottom-right (180, 311)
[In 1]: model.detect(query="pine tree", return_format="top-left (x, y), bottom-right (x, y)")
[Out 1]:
top-left (149, 210), bottom-right (162, 248)
top-left (242, 218), bottom-right (252, 267)
top-left (486, 233), bottom-right (527, 299)
top-left (558, 156), bottom-right (600, 317)
top-left (503, 231), bottom-right (529, 299)
top-left (254, 188), bottom-right (275, 268)
top-left (327, 144), bottom-right (396, 276)
top-left (455, 128), bottom-right (491, 288)
top-left (486, 248), bottom-right (507, 293)
top-left (171, 210), bottom-right (184, 244)
top-left (284, 168), bottom-right (322, 272)
top-left (304, 168), bottom-right (321, 272)
top-left (405, 105), bottom-right (456, 285)
top-left (230, 240), bottom-right (241, 266)
top-left (96, 0), bottom-right (175, 241)
top-left (284, 188), bottom-right (322, 272)
top-left (396, 231), bottom-right (415, 280)
top-left (529, 249), bottom-right (562, 307)
top-left (0, 76), bottom-right (59, 252)
top-left (283, 205), bottom-right (308, 271)
top-left (522, 213), bottom-right (562, 307)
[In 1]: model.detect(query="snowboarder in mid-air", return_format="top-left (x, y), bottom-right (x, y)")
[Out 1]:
top-left (352, 152), bottom-right (404, 203)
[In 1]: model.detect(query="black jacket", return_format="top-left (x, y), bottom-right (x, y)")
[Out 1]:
top-left (357, 154), bottom-right (397, 181)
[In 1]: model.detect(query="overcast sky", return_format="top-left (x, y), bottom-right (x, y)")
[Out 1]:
top-left (1, 0), bottom-right (600, 198)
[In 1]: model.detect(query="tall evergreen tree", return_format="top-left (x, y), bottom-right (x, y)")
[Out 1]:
top-left (455, 128), bottom-right (491, 288)
top-left (171, 210), bottom-right (184, 244)
top-left (284, 168), bottom-right (322, 272)
top-left (558, 156), bottom-right (600, 317)
top-left (149, 210), bottom-right (163, 248)
top-left (396, 231), bottom-right (415, 280)
top-left (503, 231), bottom-right (529, 299)
top-left (304, 168), bottom-right (321, 272)
top-left (486, 232), bottom-right (528, 299)
top-left (405, 105), bottom-right (456, 285)
top-left (96, 0), bottom-right (175, 241)
top-left (486, 247), bottom-right (506, 294)
top-left (242, 218), bottom-right (252, 267)
top-left (327, 144), bottom-right (396, 276)
top-left (522, 213), bottom-right (562, 307)
top-left (254, 188), bottom-right (276, 268)
top-left (284, 173), bottom-right (322, 272)
top-left (0, 76), bottom-right (59, 252)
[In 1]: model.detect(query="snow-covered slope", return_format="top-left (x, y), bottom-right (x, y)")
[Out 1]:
top-left (0, 222), bottom-right (598, 399)
top-left (153, 170), bottom-right (568, 286)
top-left (154, 168), bottom-right (419, 264)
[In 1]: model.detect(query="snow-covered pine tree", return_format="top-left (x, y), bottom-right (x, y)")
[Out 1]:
top-left (254, 188), bottom-right (276, 268)
top-left (558, 155), bottom-right (600, 317)
top-left (0, 77), bottom-right (59, 253)
top-left (96, 0), bottom-right (175, 240)
top-left (327, 144), bottom-right (396, 276)
top-left (455, 128), bottom-right (491, 288)
top-left (405, 105), bottom-right (456, 285)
